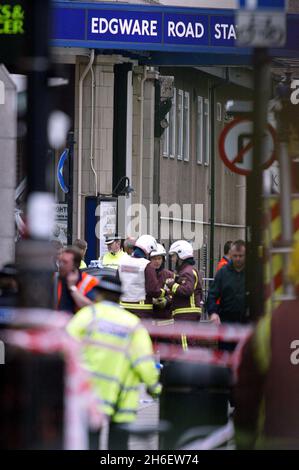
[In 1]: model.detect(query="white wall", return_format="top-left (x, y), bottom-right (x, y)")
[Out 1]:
top-left (0, 65), bottom-right (17, 267)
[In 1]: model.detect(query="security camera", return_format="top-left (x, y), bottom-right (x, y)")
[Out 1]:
top-left (225, 100), bottom-right (253, 116)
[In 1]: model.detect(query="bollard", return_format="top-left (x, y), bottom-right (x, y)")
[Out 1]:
top-left (159, 361), bottom-right (232, 450)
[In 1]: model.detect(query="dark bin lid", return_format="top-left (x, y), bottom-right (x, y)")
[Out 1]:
top-left (160, 361), bottom-right (232, 389)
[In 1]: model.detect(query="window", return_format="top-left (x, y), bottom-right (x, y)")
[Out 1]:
top-left (183, 91), bottom-right (190, 162)
top-left (196, 96), bottom-right (203, 165)
top-left (162, 114), bottom-right (169, 157)
top-left (203, 98), bottom-right (210, 166)
top-left (177, 89), bottom-right (184, 160)
top-left (169, 89), bottom-right (176, 159)
top-left (162, 88), bottom-right (190, 162)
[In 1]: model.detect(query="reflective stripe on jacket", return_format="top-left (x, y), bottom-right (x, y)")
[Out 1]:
top-left (171, 263), bottom-right (202, 320)
top-left (102, 250), bottom-right (126, 269)
top-left (67, 301), bottom-right (161, 423)
top-left (57, 272), bottom-right (98, 311)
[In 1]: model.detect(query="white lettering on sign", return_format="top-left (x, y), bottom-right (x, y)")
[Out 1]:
top-left (91, 17), bottom-right (158, 37)
top-left (168, 21), bottom-right (204, 38)
top-left (214, 23), bottom-right (237, 40)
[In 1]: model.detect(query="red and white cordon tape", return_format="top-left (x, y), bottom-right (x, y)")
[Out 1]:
top-left (2, 311), bottom-right (103, 450)
top-left (142, 320), bottom-right (253, 374)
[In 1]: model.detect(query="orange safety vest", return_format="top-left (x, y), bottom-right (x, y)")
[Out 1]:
top-left (216, 256), bottom-right (229, 272)
top-left (216, 257), bottom-right (230, 305)
top-left (57, 272), bottom-right (99, 310)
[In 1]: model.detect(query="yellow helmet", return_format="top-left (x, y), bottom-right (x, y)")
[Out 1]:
top-left (289, 241), bottom-right (299, 284)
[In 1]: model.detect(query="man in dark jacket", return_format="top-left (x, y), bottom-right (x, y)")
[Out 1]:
top-left (207, 240), bottom-right (248, 325)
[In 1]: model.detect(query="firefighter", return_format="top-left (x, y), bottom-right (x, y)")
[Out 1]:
top-left (118, 234), bottom-right (166, 318)
top-left (67, 275), bottom-right (161, 450)
top-left (165, 240), bottom-right (202, 321)
top-left (234, 241), bottom-right (299, 449)
top-left (149, 243), bottom-right (174, 320)
top-left (101, 234), bottom-right (125, 269)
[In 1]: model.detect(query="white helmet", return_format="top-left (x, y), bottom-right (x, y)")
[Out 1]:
top-left (135, 235), bottom-right (157, 256)
top-left (169, 240), bottom-right (193, 260)
top-left (150, 243), bottom-right (166, 258)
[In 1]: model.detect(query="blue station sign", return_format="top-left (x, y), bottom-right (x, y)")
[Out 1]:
top-left (52, 1), bottom-right (299, 61)
top-left (52, 2), bottom-right (238, 50)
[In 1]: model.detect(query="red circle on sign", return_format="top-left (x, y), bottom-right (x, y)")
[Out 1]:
top-left (218, 117), bottom-right (276, 176)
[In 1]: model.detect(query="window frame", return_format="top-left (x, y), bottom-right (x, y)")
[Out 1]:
top-left (183, 91), bottom-right (190, 162)
top-left (177, 89), bottom-right (184, 161)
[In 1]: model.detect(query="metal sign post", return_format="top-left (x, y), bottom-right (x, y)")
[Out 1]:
top-left (236, 0), bottom-right (286, 321)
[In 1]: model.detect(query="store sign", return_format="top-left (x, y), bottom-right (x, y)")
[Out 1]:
top-left (0, 0), bottom-right (28, 65)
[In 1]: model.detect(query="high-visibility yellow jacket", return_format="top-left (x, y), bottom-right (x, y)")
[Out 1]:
top-left (80, 260), bottom-right (87, 269)
top-left (102, 250), bottom-right (126, 269)
top-left (67, 301), bottom-right (161, 423)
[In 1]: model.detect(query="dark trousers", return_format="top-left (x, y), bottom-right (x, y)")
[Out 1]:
top-left (108, 423), bottom-right (129, 450)
top-left (89, 423), bottom-right (129, 450)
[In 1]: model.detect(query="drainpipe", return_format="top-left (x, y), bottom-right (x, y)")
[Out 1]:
top-left (78, 49), bottom-right (95, 239)
top-left (90, 62), bottom-right (98, 196)
top-left (138, 66), bottom-right (147, 234)
top-left (209, 69), bottom-right (230, 280)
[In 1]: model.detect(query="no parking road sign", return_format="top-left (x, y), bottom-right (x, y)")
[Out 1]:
top-left (218, 117), bottom-right (276, 176)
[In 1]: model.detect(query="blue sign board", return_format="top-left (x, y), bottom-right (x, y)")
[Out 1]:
top-left (87, 10), bottom-right (162, 43)
top-left (52, 3), bottom-right (239, 49)
top-left (51, 2), bottom-right (299, 60)
top-left (239, 0), bottom-right (285, 9)
top-left (163, 14), bottom-right (209, 46)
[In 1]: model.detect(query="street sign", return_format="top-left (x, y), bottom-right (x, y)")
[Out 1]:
top-left (237, 0), bottom-right (286, 48)
top-left (57, 148), bottom-right (69, 194)
top-left (218, 118), bottom-right (276, 176)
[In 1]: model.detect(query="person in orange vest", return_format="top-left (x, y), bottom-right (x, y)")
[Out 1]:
top-left (56, 247), bottom-right (99, 314)
top-left (216, 240), bottom-right (233, 272)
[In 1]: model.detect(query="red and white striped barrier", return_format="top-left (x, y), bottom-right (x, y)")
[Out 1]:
top-left (142, 320), bottom-right (253, 373)
top-left (1, 311), bottom-right (103, 450)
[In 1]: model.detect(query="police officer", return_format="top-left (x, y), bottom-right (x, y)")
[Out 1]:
top-left (67, 275), bottom-right (161, 450)
top-left (101, 234), bottom-right (125, 269)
